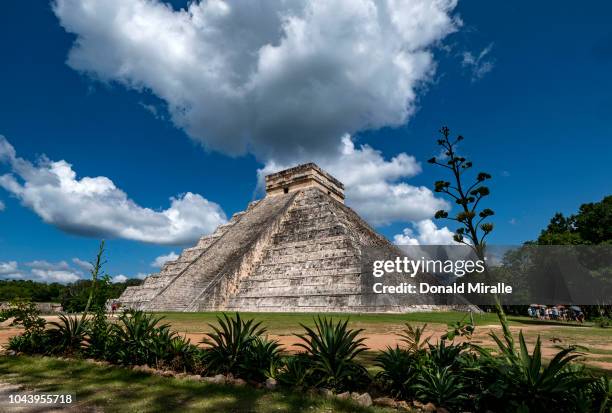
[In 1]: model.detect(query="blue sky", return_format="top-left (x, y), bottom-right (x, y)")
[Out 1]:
top-left (0, 0), bottom-right (611, 282)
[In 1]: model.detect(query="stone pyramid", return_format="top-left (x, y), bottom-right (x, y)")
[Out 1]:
top-left (117, 163), bottom-right (454, 313)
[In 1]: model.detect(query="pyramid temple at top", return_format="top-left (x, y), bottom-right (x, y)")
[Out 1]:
top-left (117, 163), bottom-right (463, 313)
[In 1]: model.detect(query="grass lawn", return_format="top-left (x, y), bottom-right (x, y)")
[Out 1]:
top-left (0, 356), bottom-right (396, 413)
top-left (153, 310), bottom-right (554, 333)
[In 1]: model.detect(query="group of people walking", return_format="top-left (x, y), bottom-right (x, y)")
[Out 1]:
top-left (528, 305), bottom-right (585, 323)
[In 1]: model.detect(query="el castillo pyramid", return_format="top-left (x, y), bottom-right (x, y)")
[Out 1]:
top-left (117, 163), bottom-right (458, 313)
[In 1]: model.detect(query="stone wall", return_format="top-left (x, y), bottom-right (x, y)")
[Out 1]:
top-left (265, 163), bottom-right (345, 203)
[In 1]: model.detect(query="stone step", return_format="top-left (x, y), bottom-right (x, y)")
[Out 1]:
top-left (237, 272), bottom-right (359, 285)
top-left (272, 227), bottom-right (349, 243)
top-left (234, 284), bottom-right (361, 297)
top-left (259, 247), bottom-right (358, 263)
top-left (264, 235), bottom-right (348, 250)
top-left (246, 268), bottom-right (361, 280)
top-left (255, 256), bottom-right (360, 272)
top-left (226, 293), bottom-right (365, 309)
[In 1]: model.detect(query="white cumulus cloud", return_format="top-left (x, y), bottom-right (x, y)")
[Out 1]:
top-left (151, 251), bottom-right (179, 268)
top-left (0, 259), bottom-right (83, 283)
top-left (0, 261), bottom-right (19, 275)
top-left (0, 258), bottom-right (144, 283)
top-left (25, 260), bottom-right (82, 283)
top-left (393, 219), bottom-right (457, 245)
top-left (111, 274), bottom-right (128, 283)
top-left (26, 260), bottom-right (71, 271)
top-left (30, 268), bottom-right (81, 283)
top-left (53, 0), bottom-right (460, 163)
top-left (0, 135), bottom-right (227, 245)
top-left (72, 257), bottom-right (93, 271)
top-left (50, 0), bottom-right (462, 229)
top-left (258, 136), bottom-right (448, 226)
top-left (0, 258), bottom-right (141, 283)
top-left (0, 200), bottom-right (5, 211)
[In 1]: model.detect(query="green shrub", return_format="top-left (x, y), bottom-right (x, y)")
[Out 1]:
top-left (0, 299), bottom-right (49, 354)
top-left (374, 346), bottom-right (422, 399)
top-left (426, 339), bottom-right (468, 370)
top-left (148, 326), bottom-right (178, 368)
top-left (587, 376), bottom-right (611, 413)
top-left (475, 306), bottom-right (596, 412)
top-left (412, 366), bottom-right (467, 409)
top-left (111, 310), bottom-right (171, 366)
top-left (295, 316), bottom-right (369, 392)
top-left (593, 316), bottom-right (612, 328)
top-left (200, 312), bottom-right (271, 378)
top-left (0, 299), bottom-right (46, 333)
top-left (162, 336), bottom-right (201, 373)
top-left (85, 309), bottom-right (114, 359)
top-left (241, 336), bottom-right (283, 381)
top-left (277, 353), bottom-right (312, 388)
top-left (47, 314), bottom-right (90, 356)
top-left (376, 322), bottom-right (471, 405)
top-left (7, 332), bottom-right (49, 354)
top-left (489, 334), bottom-right (592, 412)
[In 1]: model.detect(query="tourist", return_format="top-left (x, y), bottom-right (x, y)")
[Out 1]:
top-left (551, 306), bottom-right (559, 320)
top-left (527, 306), bottom-right (536, 319)
top-left (539, 306), bottom-right (546, 320)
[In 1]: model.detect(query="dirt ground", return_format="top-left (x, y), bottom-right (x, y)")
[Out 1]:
top-left (2, 316), bottom-right (611, 373)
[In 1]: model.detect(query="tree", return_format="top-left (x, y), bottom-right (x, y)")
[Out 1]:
top-left (0, 279), bottom-right (140, 306)
top-left (427, 126), bottom-right (494, 259)
top-left (535, 196), bottom-right (612, 319)
top-left (538, 196), bottom-right (612, 245)
top-left (574, 196), bottom-right (612, 244)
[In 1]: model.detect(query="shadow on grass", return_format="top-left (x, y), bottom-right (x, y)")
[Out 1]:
top-left (0, 356), bottom-right (389, 413)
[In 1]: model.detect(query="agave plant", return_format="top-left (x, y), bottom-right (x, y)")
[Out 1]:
top-left (47, 314), bottom-right (90, 356)
top-left (412, 366), bottom-right (467, 409)
top-left (476, 305), bottom-right (595, 412)
top-left (112, 310), bottom-right (171, 366)
top-left (295, 316), bottom-right (369, 391)
top-left (162, 335), bottom-right (200, 372)
top-left (149, 326), bottom-right (178, 368)
top-left (494, 333), bottom-right (592, 411)
top-left (427, 339), bottom-right (467, 370)
top-left (375, 346), bottom-right (422, 399)
top-left (589, 376), bottom-right (611, 413)
top-left (241, 336), bottom-right (283, 381)
top-left (200, 312), bottom-right (266, 376)
top-left (277, 353), bottom-right (312, 388)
